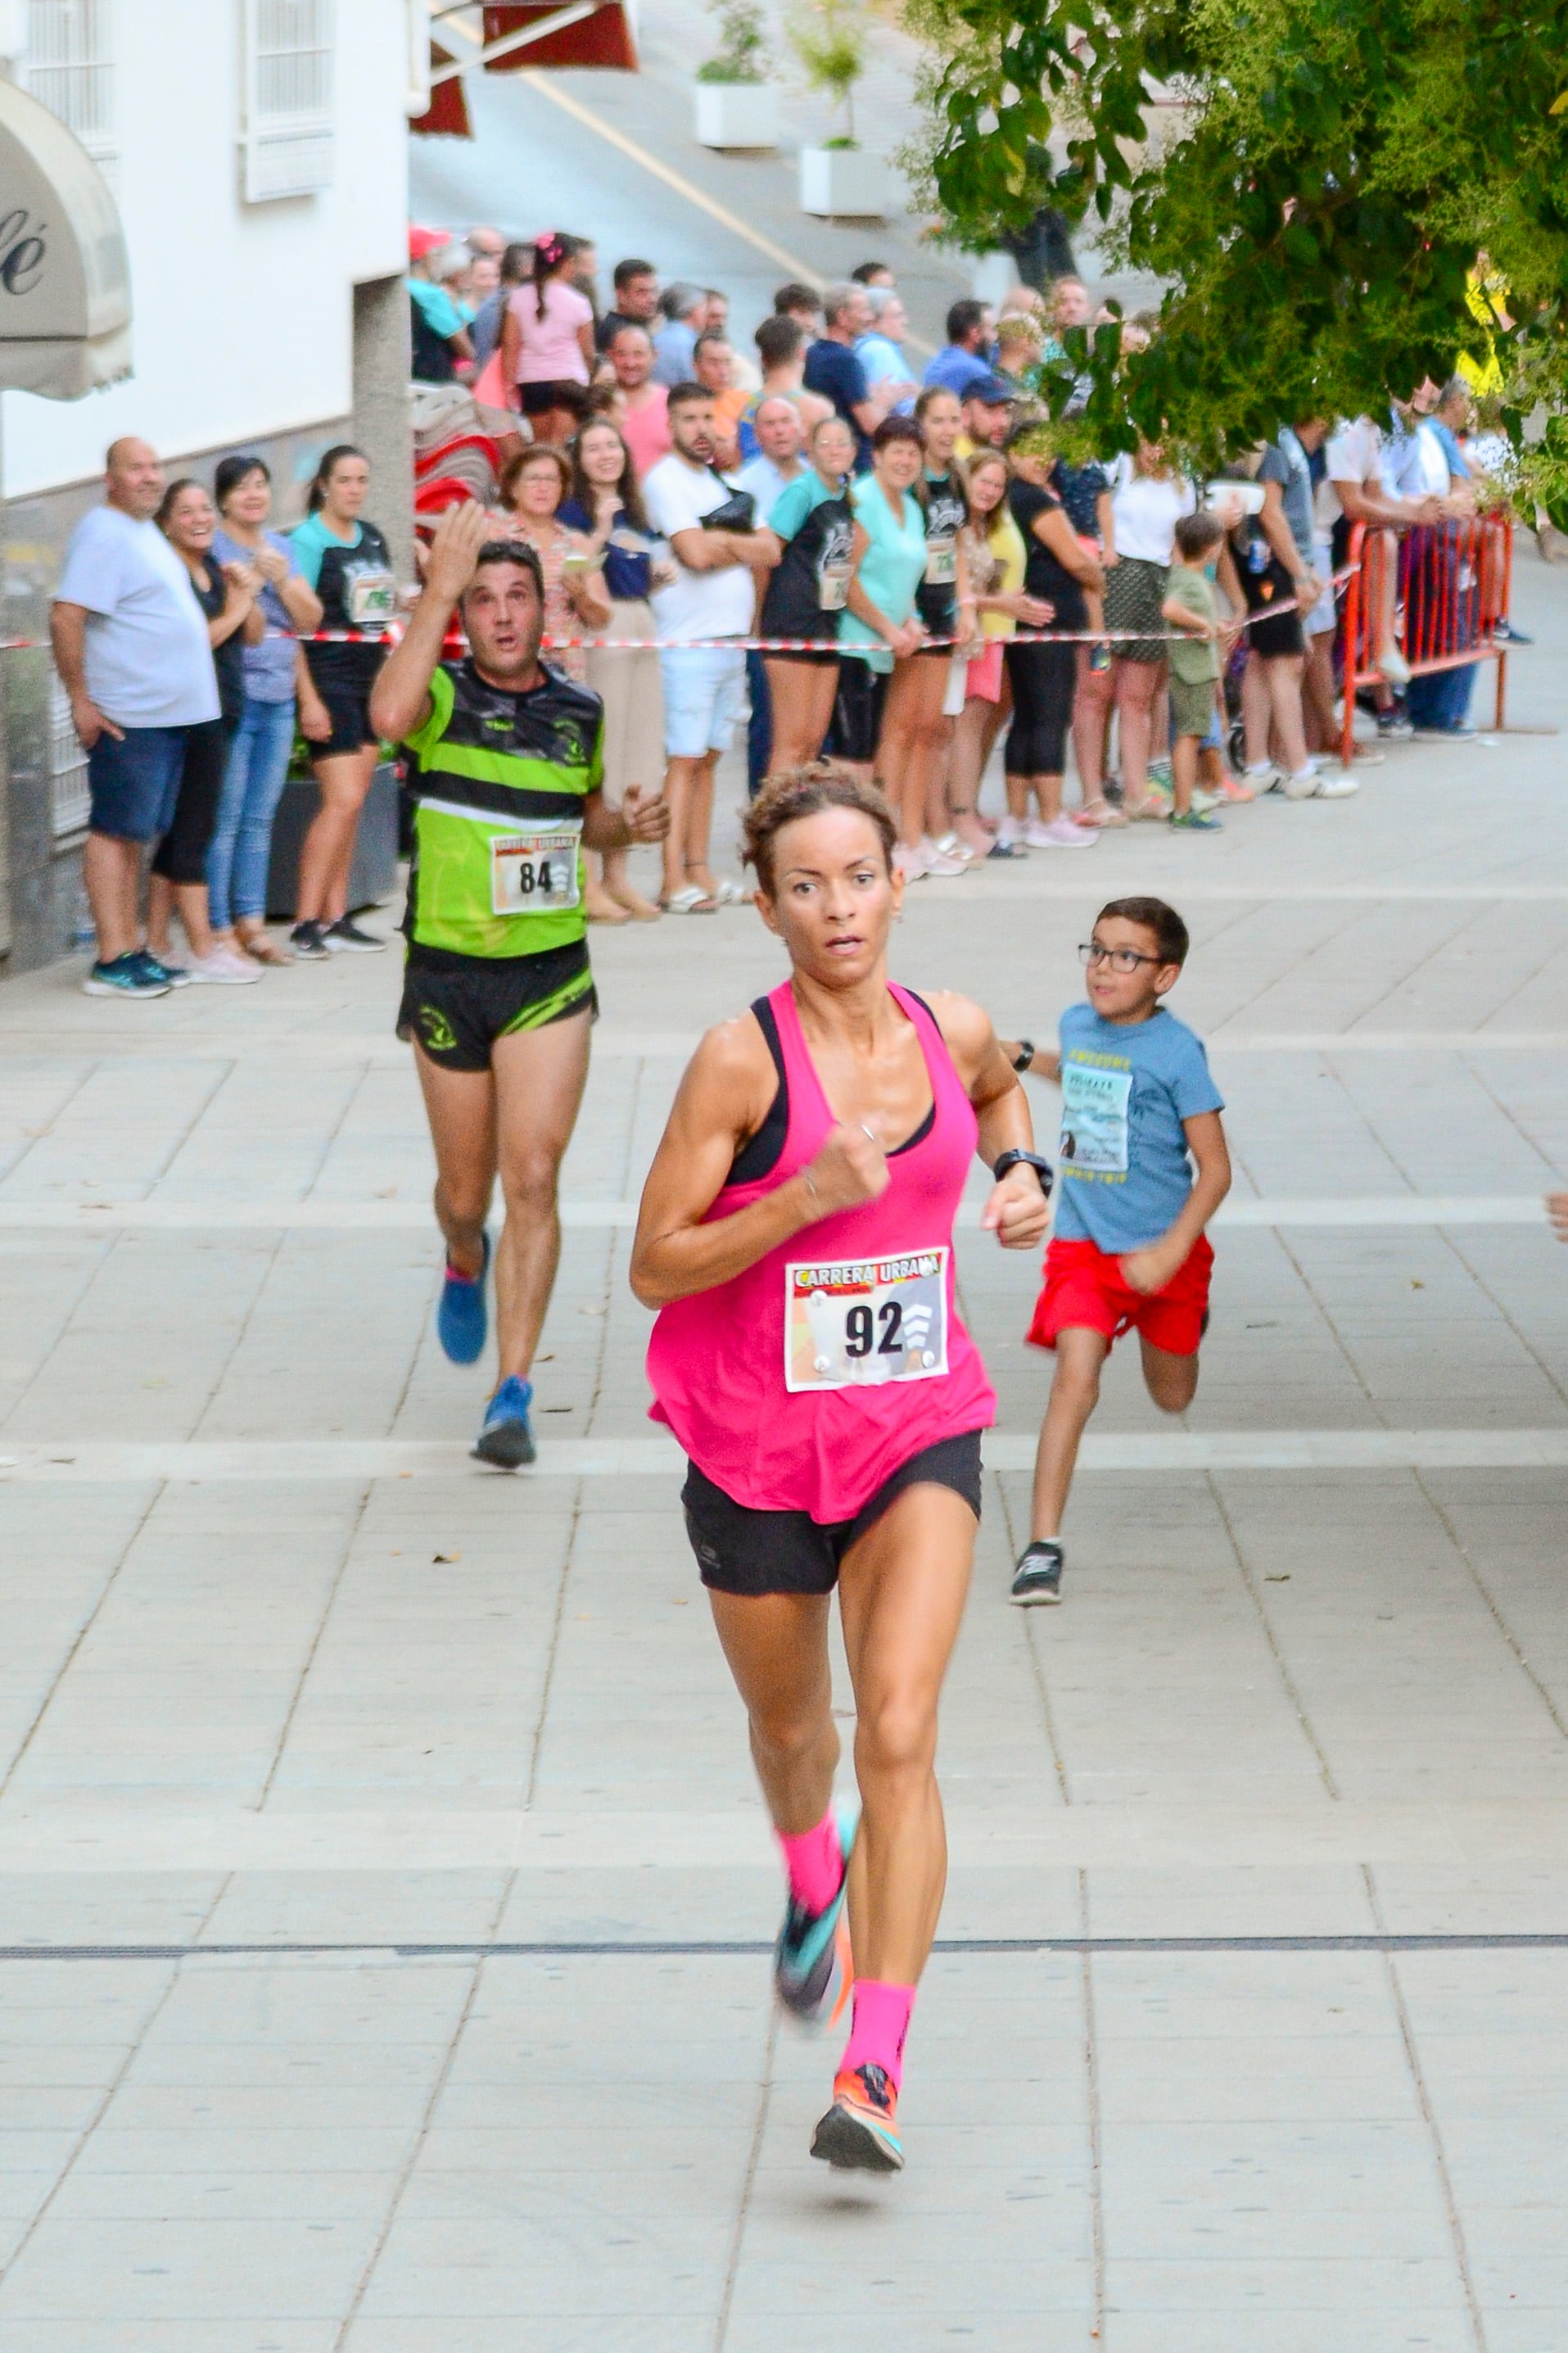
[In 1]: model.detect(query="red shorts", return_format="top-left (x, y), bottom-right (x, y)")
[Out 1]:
top-left (1026, 1233), bottom-right (1213, 1358)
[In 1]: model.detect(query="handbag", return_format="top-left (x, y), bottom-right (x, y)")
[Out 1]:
top-left (699, 469), bottom-right (757, 534)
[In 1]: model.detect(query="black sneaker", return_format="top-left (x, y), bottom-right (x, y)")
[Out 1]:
top-left (325, 917), bottom-right (386, 953)
top-left (1010, 1541), bottom-right (1064, 1607)
top-left (289, 921), bottom-right (332, 961)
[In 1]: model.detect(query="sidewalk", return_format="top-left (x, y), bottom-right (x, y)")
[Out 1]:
top-left (0, 556), bottom-right (1564, 2346)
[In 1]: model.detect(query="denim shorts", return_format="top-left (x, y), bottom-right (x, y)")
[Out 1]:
top-left (87, 725), bottom-right (192, 843)
top-left (658, 644), bottom-right (747, 759)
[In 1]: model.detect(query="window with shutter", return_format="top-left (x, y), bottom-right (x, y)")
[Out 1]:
top-left (46, 671), bottom-right (91, 843)
top-left (24, 0), bottom-right (116, 183)
top-left (242, 0), bottom-right (335, 203)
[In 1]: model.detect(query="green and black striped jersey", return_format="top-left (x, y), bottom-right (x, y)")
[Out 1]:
top-left (402, 659), bottom-right (604, 959)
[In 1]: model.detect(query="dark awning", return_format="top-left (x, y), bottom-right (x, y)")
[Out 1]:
top-left (481, 2), bottom-right (638, 70)
top-left (0, 79), bottom-right (131, 400)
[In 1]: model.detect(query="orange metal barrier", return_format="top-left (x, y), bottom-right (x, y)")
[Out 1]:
top-left (1340, 513), bottom-right (1512, 766)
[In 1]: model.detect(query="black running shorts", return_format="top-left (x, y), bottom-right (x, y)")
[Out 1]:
top-left (682, 1431), bottom-right (983, 1598)
top-left (397, 941), bottom-right (597, 1071)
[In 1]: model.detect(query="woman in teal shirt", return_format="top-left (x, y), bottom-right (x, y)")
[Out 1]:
top-left (837, 417), bottom-right (943, 875)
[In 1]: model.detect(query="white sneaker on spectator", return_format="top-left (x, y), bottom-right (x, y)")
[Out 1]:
top-left (995, 820), bottom-right (1026, 852)
top-left (187, 947), bottom-right (264, 984)
top-left (920, 837), bottom-right (969, 876)
top-left (1284, 765), bottom-right (1360, 799)
top-left (1029, 815), bottom-right (1099, 848)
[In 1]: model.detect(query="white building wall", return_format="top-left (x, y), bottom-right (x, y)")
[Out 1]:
top-left (2, 0), bottom-right (409, 496)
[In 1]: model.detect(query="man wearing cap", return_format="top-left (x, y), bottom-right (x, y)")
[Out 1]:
top-left (956, 377), bottom-right (1014, 458)
top-left (409, 228), bottom-right (474, 384)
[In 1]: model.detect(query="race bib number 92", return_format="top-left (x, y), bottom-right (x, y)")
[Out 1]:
top-left (784, 1249), bottom-right (949, 1393)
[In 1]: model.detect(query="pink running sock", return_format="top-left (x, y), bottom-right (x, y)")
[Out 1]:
top-left (840, 1978), bottom-right (915, 2094)
top-left (775, 1809), bottom-right (843, 1914)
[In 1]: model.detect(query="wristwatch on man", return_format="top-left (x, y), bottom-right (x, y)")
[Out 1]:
top-left (1010, 1038), bottom-right (1036, 1073)
top-left (992, 1148), bottom-right (1054, 1196)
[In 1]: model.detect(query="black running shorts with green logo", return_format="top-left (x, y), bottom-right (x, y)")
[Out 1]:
top-left (396, 940), bottom-right (597, 1072)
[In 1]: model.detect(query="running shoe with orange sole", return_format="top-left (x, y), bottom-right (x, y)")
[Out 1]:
top-left (811, 2062), bottom-right (904, 2173)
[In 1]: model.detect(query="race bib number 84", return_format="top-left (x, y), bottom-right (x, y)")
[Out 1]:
top-left (784, 1249), bottom-right (950, 1393)
top-left (490, 829), bottom-right (582, 916)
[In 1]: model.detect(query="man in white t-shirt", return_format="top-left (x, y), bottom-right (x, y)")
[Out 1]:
top-left (1324, 411), bottom-right (1443, 733)
top-left (641, 384), bottom-right (776, 910)
top-left (51, 437), bottom-right (221, 998)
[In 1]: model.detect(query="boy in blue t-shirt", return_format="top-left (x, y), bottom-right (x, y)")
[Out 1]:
top-left (1001, 896), bottom-right (1231, 1605)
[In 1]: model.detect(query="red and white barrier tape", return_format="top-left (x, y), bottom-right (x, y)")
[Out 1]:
top-left (0, 570), bottom-right (1354, 659)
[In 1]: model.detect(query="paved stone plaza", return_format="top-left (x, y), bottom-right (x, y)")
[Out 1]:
top-left (0, 554), bottom-right (1566, 2349)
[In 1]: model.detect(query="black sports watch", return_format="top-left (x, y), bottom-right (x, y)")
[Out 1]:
top-left (1010, 1038), bottom-right (1036, 1074)
top-left (992, 1148), bottom-right (1053, 1197)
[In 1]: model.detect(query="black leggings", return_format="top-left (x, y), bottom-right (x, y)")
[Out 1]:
top-left (151, 718), bottom-right (235, 886)
top-left (1004, 639), bottom-right (1076, 776)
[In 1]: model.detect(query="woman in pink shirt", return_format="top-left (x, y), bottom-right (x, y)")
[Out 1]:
top-left (631, 767), bottom-right (1050, 2177)
top-left (499, 231), bottom-right (594, 446)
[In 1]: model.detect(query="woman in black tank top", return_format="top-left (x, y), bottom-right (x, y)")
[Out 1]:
top-left (761, 415), bottom-right (856, 771)
top-left (291, 446), bottom-right (400, 957)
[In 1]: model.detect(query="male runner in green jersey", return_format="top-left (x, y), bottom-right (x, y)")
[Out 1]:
top-left (372, 500), bottom-right (668, 1466)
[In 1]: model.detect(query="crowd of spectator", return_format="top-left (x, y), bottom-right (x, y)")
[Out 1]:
top-left (48, 226), bottom-right (1521, 992)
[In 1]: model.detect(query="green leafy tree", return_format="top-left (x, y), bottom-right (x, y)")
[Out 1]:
top-left (697, 0), bottom-right (772, 84)
top-left (902, 0), bottom-right (1568, 514)
top-left (789, 0), bottom-right (870, 146)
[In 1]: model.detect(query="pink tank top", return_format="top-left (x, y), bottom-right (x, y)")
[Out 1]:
top-left (646, 980), bottom-right (996, 1521)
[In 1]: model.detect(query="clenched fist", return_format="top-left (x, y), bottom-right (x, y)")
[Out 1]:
top-left (799, 1121), bottom-right (890, 1219)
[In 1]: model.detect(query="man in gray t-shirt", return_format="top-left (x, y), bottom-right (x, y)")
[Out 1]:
top-left (1261, 427), bottom-right (1317, 567)
top-left (51, 437), bottom-right (220, 997)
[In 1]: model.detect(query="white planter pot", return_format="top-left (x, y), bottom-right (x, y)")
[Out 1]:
top-left (694, 82), bottom-right (779, 148)
top-left (798, 146), bottom-right (891, 219)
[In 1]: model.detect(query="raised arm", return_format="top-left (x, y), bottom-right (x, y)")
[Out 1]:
top-left (368, 499), bottom-right (489, 744)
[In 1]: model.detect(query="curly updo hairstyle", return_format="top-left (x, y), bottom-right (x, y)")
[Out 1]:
top-left (740, 764), bottom-right (898, 896)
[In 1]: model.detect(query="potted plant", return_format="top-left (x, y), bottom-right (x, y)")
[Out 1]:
top-left (789, 0), bottom-right (889, 216)
top-left (694, 0), bottom-right (779, 150)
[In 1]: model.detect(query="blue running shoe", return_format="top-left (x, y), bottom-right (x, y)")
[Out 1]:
top-left (472, 1375), bottom-right (535, 1468)
top-left (775, 1795), bottom-right (860, 2026)
top-left (437, 1233), bottom-right (490, 1364)
top-left (83, 953), bottom-right (169, 999)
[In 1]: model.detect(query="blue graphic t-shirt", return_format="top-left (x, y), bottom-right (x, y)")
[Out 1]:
top-left (1052, 1002), bottom-right (1223, 1253)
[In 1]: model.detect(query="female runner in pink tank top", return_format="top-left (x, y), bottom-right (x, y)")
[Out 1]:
top-left (631, 767), bottom-right (1051, 2175)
